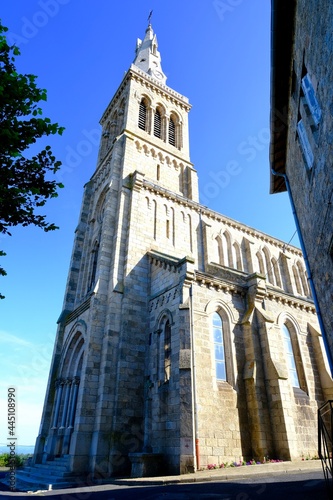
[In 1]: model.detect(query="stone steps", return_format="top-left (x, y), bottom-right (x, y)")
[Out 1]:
top-left (5, 455), bottom-right (85, 491)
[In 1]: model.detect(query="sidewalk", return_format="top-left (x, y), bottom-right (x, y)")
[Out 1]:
top-left (112, 459), bottom-right (324, 486)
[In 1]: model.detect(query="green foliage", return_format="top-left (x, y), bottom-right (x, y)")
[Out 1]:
top-left (0, 453), bottom-right (29, 467)
top-left (0, 20), bottom-right (65, 298)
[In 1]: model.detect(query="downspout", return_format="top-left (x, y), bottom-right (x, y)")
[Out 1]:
top-left (189, 284), bottom-right (200, 470)
top-left (271, 168), bottom-right (333, 376)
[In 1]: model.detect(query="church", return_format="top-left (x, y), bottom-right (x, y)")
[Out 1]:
top-left (27, 22), bottom-right (332, 484)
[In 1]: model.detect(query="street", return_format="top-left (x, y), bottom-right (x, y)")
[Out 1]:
top-left (0, 469), bottom-right (328, 499)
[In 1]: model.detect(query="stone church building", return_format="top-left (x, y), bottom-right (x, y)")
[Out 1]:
top-left (31, 23), bottom-right (332, 482)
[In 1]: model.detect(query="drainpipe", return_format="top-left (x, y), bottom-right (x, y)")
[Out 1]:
top-left (189, 284), bottom-right (200, 470)
top-left (271, 168), bottom-right (333, 376)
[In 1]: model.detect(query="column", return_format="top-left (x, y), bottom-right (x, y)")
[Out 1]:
top-left (52, 379), bottom-right (64, 429)
top-left (60, 379), bottom-right (72, 429)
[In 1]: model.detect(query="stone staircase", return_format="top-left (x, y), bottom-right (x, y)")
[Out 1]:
top-left (7, 456), bottom-right (85, 491)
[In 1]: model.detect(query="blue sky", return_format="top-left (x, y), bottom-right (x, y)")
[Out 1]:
top-left (0, 1), bottom-right (298, 446)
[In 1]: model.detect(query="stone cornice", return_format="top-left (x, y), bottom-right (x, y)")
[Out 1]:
top-left (195, 271), bottom-right (245, 296)
top-left (266, 286), bottom-right (316, 313)
top-left (128, 65), bottom-right (191, 111)
top-left (148, 249), bottom-right (194, 272)
top-left (194, 270), bottom-right (316, 313)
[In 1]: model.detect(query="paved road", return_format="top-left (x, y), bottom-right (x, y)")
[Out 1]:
top-left (0, 469), bottom-right (328, 499)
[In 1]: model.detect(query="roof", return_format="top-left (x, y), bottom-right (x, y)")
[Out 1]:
top-left (269, 0), bottom-right (296, 194)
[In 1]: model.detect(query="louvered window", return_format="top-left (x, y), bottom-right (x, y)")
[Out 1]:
top-left (154, 109), bottom-right (161, 138)
top-left (169, 117), bottom-right (176, 146)
top-left (138, 100), bottom-right (147, 131)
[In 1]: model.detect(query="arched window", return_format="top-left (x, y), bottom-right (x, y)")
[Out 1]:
top-left (216, 236), bottom-right (224, 265)
top-left (223, 231), bottom-right (233, 268)
top-left (262, 246), bottom-right (274, 283)
top-left (138, 99), bottom-right (147, 131)
top-left (154, 109), bottom-right (161, 138)
top-left (168, 116), bottom-right (176, 146)
top-left (256, 251), bottom-right (265, 275)
top-left (233, 242), bottom-right (243, 271)
top-left (212, 312), bottom-right (226, 381)
top-left (88, 241), bottom-right (99, 292)
top-left (164, 320), bottom-right (171, 382)
top-left (272, 257), bottom-right (282, 288)
top-left (297, 260), bottom-right (309, 296)
top-left (292, 265), bottom-right (302, 295)
top-left (281, 324), bottom-right (300, 388)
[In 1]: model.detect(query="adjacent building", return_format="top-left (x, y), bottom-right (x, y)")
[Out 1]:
top-left (21, 22), bottom-right (333, 487)
top-left (270, 0), bottom-right (333, 370)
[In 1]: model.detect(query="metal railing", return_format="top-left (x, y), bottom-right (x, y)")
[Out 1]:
top-left (319, 400), bottom-right (333, 498)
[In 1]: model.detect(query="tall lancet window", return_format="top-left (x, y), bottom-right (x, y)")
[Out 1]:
top-left (138, 99), bottom-right (147, 131)
top-left (164, 320), bottom-right (171, 382)
top-left (154, 109), bottom-right (161, 138)
top-left (281, 324), bottom-right (300, 388)
top-left (168, 116), bottom-right (176, 146)
top-left (212, 312), bottom-right (226, 381)
top-left (88, 241), bottom-right (99, 292)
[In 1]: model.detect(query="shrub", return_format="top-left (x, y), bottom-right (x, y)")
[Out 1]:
top-left (0, 453), bottom-right (31, 467)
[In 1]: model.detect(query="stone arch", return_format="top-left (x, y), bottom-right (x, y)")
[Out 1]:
top-left (154, 103), bottom-right (167, 140)
top-left (94, 187), bottom-right (108, 223)
top-left (223, 230), bottom-right (233, 268)
top-left (138, 94), bottom-right (152, 133)
top-left (296, 260), bottom-right (309, 296)
top-left (262, 246), bottom-right (274, 284)
top-left (205, 298), bottom-right (237, 324)
top-left (168, 111), bottom-right (182, 149)
top-left (233, 241), bottom-right (243, 271)
top-left (215, 234), bottom-right (224, 265)
top-left (271, 256), bottom-right (282, 288)
top-left (154, 309), bottom-right (174, 383)
top-left (292, 264), bottom-right (302, 295)
top-left (50, 328), bottom-right (85, 456)
top-left (256, 250), bottom-right (265, 275)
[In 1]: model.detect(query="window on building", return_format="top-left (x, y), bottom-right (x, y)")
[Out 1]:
top-left (168, 116), bottom-right (176, 146)
top-left (281, 323), bottom-right (300, 388)
top-left (212, 312), bottom-right (226, 381)
top-left (87, 241), bottom-right (99, 292)
top-left (164, 320), bottom-right (171, 382)
top-left (271, 257), bottom-right (282, 288)
top-left (138, 99), bottom-right (147, 131)
top-left (233, 242), bottom-right (243, 271)
top-left (154, 109), bottom-right (161, 138)
top-left (256, 251), bottom-right (265, 276)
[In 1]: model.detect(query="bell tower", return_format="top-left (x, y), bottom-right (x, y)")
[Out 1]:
top-left (96, 21), bottom-right (198, 201)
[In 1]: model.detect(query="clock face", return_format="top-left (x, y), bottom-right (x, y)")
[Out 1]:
top-left (153, 70), bottom-right (163, 80)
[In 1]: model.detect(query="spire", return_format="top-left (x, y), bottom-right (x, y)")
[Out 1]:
top-left (133, 21), bottom-right (167, 84)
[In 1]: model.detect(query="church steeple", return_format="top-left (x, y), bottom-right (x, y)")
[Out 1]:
top-left (133, 23), bottom-right (167, 84)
